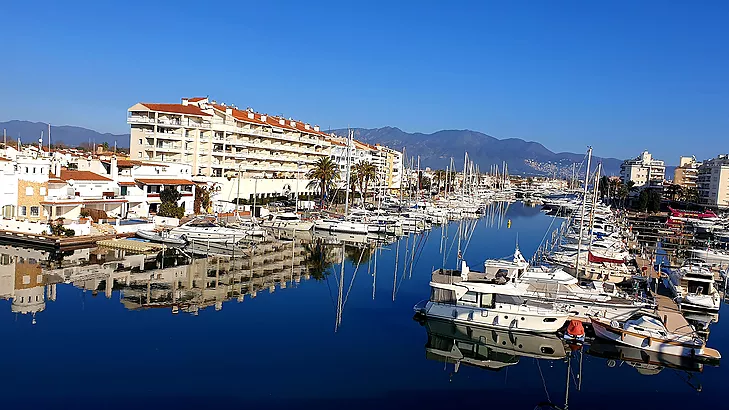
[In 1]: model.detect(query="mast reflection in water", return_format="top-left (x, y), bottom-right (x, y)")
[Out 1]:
top-left (0, 202), bottom-right (726, 410)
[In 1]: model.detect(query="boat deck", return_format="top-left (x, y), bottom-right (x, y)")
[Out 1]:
top-left (653, 293), bottom-right (694, 336)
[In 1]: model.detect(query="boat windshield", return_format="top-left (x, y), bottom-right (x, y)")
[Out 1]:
top-left (187, 220), bottom-right (218, 228)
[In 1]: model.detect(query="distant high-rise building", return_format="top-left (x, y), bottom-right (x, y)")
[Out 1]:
top-left (697, 154), bottom-right (729, 208)
top-left (620, 150), bottom-right (665, 188)
top-left (673, 156), bottom-right (700, 190)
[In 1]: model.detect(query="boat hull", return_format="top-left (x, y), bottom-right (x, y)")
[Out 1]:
top-left (591, 319), bottom-right (703, 357)
top-left (422, 301), bottom-right (568, 334)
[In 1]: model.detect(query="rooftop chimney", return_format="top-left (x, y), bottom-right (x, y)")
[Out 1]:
top-left (314, 125), bottom-right (320, 132)
top-left (248, 112), bottom-right (254, 119)
top-left (182, 99), bottom-right (189, 106)
top-left (110, 155), bottom-right (118, 181)
top-left (290, 120), bottom-right (296, 127)
top-left (305, 124), bottom-right (311, 130)
top-left (260, 115), bottom-right (267, 122)
top-left (278, 118), bottom-right (285, 126)
top-left (226, 107), bottom-right (233, 115)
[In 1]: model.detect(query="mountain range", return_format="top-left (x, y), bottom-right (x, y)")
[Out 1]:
top-left (0, 120), bottom-right (130, 149)
top-left (0, 120), bottom-right (628, 177)
top-left (333, 127), bottom-right (624, 177)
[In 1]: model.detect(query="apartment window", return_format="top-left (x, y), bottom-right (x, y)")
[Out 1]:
top-left (40, 187), bottom-right (46, 196)
top-left (139, 139), bottom-right (143, 145)
top-left (25, 167), bottom-right (28, 173)
top-left (25, 187), bottom-right (33, 196)
top-left (138, 152), bottom-right (142, 158)
top-left (19, 206), bottom-right (27, 216)
top-left (120, 186), bottom-right (128, 196)
top-left (30, 206), bottom-right (39, 217)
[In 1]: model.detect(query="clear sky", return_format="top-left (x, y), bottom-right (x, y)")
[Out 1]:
top-left (1, 0), bottom-right (726, 163)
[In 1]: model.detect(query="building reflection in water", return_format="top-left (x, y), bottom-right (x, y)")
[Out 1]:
top-left (0, 233), bottom-right (386, 322)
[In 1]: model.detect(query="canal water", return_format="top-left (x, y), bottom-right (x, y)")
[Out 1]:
top-left (0, 202), bottom-right (724, 409)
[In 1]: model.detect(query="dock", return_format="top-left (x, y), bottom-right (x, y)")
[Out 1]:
top-left (0, 228), bottom-right (122, 250)
top-left (96, 238), bottom-right (167, 252)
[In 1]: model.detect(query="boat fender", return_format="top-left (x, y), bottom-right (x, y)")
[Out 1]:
top-left (566, 320), bottom-right (585, 338)
top-left (610, 320), bottom-right (619, 329)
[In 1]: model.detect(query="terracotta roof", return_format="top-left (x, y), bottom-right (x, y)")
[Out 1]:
top-left (209, 103), bottom-right (328, 137)
top-left (187, 97), bottom-right (206, 102)
top-left (135, 178), bottom-right (194, 185)
top-left (50, 169), bottom-right (113, 182)
top-left (101, 159), bottom-right (142, 168)
top-left (139, 103), bottom-right (211, 117)
top-left (0, 157), bottom-right (10, 162)
top-left (118, 181), bottom-right (137, 186)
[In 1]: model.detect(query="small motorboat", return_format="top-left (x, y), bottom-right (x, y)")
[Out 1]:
top-left (137, 229), bottom-right (188, 246)
top-left (591, 314), bottom-right (721, 361)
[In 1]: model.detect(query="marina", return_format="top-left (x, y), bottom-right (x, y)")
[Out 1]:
top-left (2, 195), bottom-right (728, 409)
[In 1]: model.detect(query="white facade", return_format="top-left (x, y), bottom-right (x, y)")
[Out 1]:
top-left (697, 154), bottom-right (729, 208)
top-left (127, 97), bottom-right (336, 200)
top-left (620, 150), bottom-right (665, 188)
top-left (0, 158), bottom-right (18, 218)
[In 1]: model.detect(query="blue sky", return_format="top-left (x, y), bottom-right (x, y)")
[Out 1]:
top-left (1, 0), bottom-right (726, 163)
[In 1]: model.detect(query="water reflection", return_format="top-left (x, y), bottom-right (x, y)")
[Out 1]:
top-left (421, 317), bottom-right (569, 372)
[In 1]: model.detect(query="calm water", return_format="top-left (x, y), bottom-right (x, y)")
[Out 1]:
top-left (0, 202), bottom-right (724, 409)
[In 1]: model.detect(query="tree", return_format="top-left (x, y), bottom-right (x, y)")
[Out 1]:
top-left (353, 160), bottom-right (377, 204)
top-left (349, 169), bottom-right (360, 206)
top-left (306, 157), bottom-right (340, 207)
top-left (303, 241), bottom-right (334, 281)
top-left (432, 169), bottom-right (448, 192)
top-left (636, 190), bottom-right (649, 211)
top-left (158, 187), bottom-right (184, 219)
top-left (683, 187), bottom-right (700, 204)
top-left (598, 176), bottom-right (610, 199)
top-left (194, 185), bottom-right (212, 214)
top-left (647, 190), bottom-right (661, 212)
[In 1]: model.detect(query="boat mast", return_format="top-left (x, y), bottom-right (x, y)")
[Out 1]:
top-left (461, 152), bottom-right (468, 199)
top-left (587, 162), bottom-right (602, 255)
top-left (344, 129), bottom-right (352, 216)
top-left (575, 147), bottom-right (593, 277)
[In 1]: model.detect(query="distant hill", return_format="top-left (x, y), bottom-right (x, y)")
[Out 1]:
top-left (0, 120), bottom-right (130, 148)
top-left (331, 127), bottom-right (624, 177)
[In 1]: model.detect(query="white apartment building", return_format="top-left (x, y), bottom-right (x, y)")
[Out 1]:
top-left (76, 156), bottom-right (196, 218)
top-left (127, 97), bottom-right (331, 204)
top-left (697, 154), bottom-right (729, 208)
top-left (0, 157), bottom-right (18, 218)
top-left (620, 150), bottom-right (665, 188)
top-left (328, 135), bottom-right (402, 192)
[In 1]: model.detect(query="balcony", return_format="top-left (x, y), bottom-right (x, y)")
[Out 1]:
top-left (128, 116), bottom-right (155, 124)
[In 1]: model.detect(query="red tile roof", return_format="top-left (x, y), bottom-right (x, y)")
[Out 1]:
top-left (187, 97), bottom-right (206, 102)
top-left (135, 178), bottom-right (194, 185)
top-left (50, 169), bottom-right (113, 182)
top-left (118, 181), bottom-right (137, 186)
top-left (140, 103), bottom-right (211, 117)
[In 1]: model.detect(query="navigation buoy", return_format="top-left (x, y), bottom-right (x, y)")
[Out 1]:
top-left (507, 219), bottom-right (512, 228)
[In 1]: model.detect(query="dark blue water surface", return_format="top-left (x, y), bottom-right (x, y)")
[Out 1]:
top-left (0, 202), bottom-right (724, 409)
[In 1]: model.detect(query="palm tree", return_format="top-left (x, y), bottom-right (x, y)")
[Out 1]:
top-left (349, 169), bottom-right (360, 206)
top-left (354, 160), bottom-right (377, 205)
top-left (432, 169), bottom-right (447, 192)
top-left (303, 241), bottom-right (334, 280)
top-left (307, 157), bottom-right (340, 207)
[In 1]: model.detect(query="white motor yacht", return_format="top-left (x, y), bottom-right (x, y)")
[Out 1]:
top-left (416, 261), bottom-right (570, 333)
top-left (314, 218), bottom-right (369, 234)
top-left (171, 218), bottom-right (246, 244)
top-left (592, 314), bottom-right (720, 360)
top-left (483, 248), bottom-right (651, 321)
top-left (262, 212), bottom-right (315, 231)
top-left (665, 263), bottom-right (720, 312)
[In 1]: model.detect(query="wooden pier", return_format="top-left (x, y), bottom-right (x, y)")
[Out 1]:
top-left (0, 228), bottom-right (123, 250)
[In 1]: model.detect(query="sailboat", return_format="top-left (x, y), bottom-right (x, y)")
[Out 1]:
top-left (314, 129), bottom-right (369, 234)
